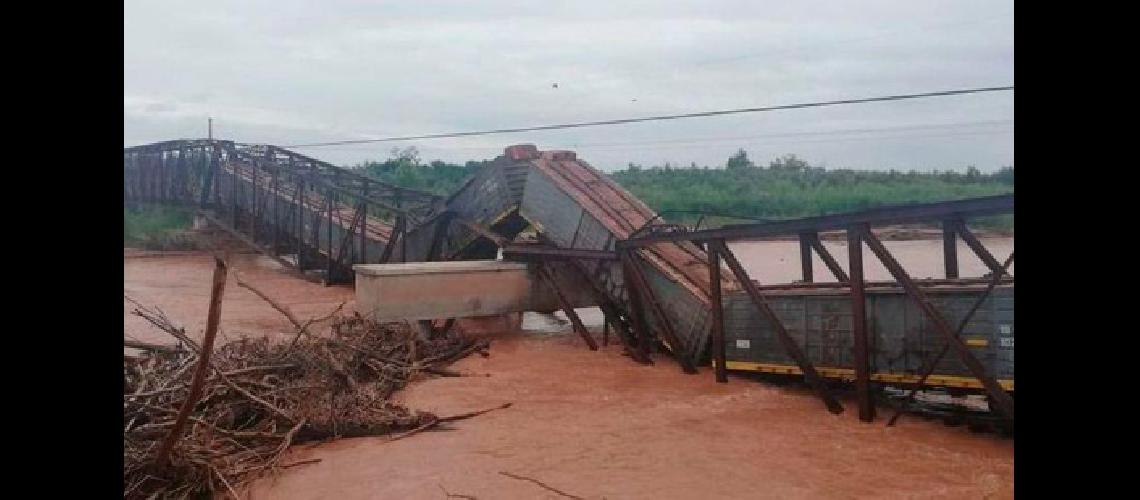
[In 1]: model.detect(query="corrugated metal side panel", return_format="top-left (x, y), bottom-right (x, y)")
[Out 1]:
top-left (520, 167), bottom-right (630, 314)
top-left (395, 216), bottom-right (441, 262)
top-left (450, 163), bottom-right (519, 222)
top-left (640, 259), bottom-right (714, 359)
top-left (501, 163), bottom-right (530, 201)
top-left (520, 165), bottom-right (717, 359)
top-left (431, 160), bottom-right (530, 255)
top-left (723, 285), bottom-right (1014, 384)
top-left (992, 290), bottom-right (1014, 379)
top-left (571, 211), bottom-right (621, 303)
top-left (520, 169), bottom-right (585, 245)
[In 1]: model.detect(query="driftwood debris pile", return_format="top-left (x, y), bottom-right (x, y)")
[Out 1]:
top-left (124, 258), bottom-right (498, 499)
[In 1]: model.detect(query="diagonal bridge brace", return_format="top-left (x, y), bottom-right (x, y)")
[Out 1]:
top-left (858, 226), bottom-right (1015, 421)
top-left (535, 263), bottom-right (598, 351)
top-left (620, 250), bottom-right (699, 374)
top-left (887, 251), bottom-right (1014, 426)
top-left (711, 240), bottom-right (846, 414)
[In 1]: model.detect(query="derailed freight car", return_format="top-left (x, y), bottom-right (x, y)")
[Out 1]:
top-left (722, 280), bottom-right (1013, 392)
top-left (517, 148), bottom-right (736, 364)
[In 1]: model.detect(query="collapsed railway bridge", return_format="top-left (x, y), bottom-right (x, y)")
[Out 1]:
top-left (124, 139), bottom-right (1014, 426)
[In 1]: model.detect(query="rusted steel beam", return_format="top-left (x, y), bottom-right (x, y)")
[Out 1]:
top-left (453, 215), bottom-right (508, 248)
top-left (888, 251), bottom-right (1015, 426)
top-left (621, 251), bottom-right (700, 374)
top-left (620, 251), bottom-right (655, 363)
top-left (332, 203), bottom-right (365, 282)
top-left (211, 145), bottom-right (221, 206)
top-left (619, 194), bottom-right (1013, 247)
top-left (564, 259), bottom-right (650, 364)
top-left (859, 227), bottom-right (1014, 420)
top-left (602, 301), bottom-right (648, 363)
top-left (251, 159), bottom-right (259, 240)
top-left (502, 245), bottom-right (619, 261)
top-left (395, 193), bottom-right (408, 262)
top-left (602, 314), bottom-right (610, 346)
top-left (956, 223), bottom-right (1007, 277)
top-left (806, 233), bottom-right (849, 283)
top-left (401, 217), bottom-right (409, 262)
top-left (272, 169), bottom-right (280, 255)
top-left (309, 190), bottom-right (324, 270)
top-left (426, 212), bottom-right (456, 262)
top-left (124, 138), bottom-right (219, 152)
top-left (230, 161), bottom-right (239, 228)
top-left (847, 225), bottom-right (874, 421)
top-left (233, 150), bottom-right (421, 217)
top-left (799, 233), bottom-right (814, 282)
top-left (942, 219), bottom-right (959, 279)
top-left (248, 144), bottom-right (441, 204)
top-left (326, 191), bottom-right (334, 284)
top-left (712, 240), bottom-right (845, 414)
top-left (177, 146), bottom-right (188, 200)
top-left (536, 264), bottom-right (598, 350)
top-left (360, 180), bottom-right (369, 264)
top-left (159, 151), bottom-right (167, 203)
top-left (379, 215), bottom-right (404, 264)
top-left (294, 179), bottom-right (305, 270)
top-left (751, 276), bottom-right (1011, 292)
top-left (709, 240), bottom-right (727, 383)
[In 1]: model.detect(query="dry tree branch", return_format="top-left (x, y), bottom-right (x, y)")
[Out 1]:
top-left (234, 273), bottom-right (358, 389)
top-left (125, 294), bottom-right (200, 352)
top-left (124, 269), bottom-right (492, 497)
top-left (385, 403), bottom-right (513, 443)
top-left (438, 483), bottom-right (478, 499)
top-left (498, 471), bottom-right (584, 500)
top-left (152, 255), bottom-right (228, 471)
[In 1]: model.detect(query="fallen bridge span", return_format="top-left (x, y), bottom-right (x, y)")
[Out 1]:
top-left (124, 140), bottom-right (1014, 426)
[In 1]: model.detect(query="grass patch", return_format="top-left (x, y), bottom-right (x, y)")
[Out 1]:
top-left (124, 206), bottom-right (196, 248)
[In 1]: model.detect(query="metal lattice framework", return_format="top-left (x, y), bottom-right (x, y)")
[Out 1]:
top-left (619, 194), bottom-right (1014, 424)
top-left (123, 139), bottom-right (443, 283)
top-left (125, 139), bottom-right (1014, 425)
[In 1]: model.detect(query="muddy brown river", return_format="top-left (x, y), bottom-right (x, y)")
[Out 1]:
top-left (124, 237), bottom-right (1013, 499)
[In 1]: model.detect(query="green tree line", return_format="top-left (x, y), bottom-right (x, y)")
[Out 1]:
top-left (125, 146), bottom-right (1014, 246)
top-left (349, 147), bottom-right (1013, 231)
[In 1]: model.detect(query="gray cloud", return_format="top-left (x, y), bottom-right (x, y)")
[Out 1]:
top-left (125, 0), bottom-right (1013, 171)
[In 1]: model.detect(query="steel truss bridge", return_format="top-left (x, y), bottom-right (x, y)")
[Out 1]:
top-left (125, 139), bottom-right (1013, 426)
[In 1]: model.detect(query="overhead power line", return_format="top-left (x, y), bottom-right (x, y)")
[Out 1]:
top-left (557, 119), bottom-right (1014, 150)
top-left (284, 85), bottom-right (1013, 149)
top-left (300, 119), bottom-right (1014, 152)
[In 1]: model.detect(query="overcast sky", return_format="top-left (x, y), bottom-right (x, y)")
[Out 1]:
top-left (124, 1), bottom-right (1013, 171)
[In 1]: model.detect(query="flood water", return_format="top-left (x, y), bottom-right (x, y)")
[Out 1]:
top-left (124, 237), bottom-right (1014, 499)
